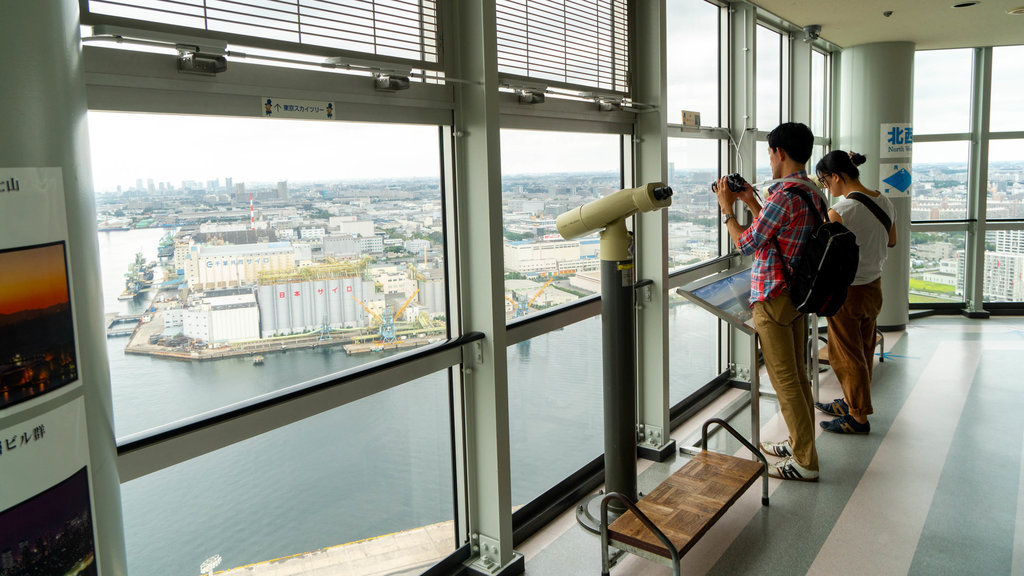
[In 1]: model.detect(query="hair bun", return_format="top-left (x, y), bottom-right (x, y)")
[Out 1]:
top-left (848, 151), bottom-right (867, 166)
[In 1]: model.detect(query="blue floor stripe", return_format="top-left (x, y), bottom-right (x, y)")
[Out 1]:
top-left (907, 348), bottom-right (1023, 576)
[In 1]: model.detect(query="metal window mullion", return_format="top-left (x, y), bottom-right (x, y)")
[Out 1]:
top-left (964, 46), bottom-right (993, 313)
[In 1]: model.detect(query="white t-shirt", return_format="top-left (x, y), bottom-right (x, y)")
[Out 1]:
top-left (832, 192), bottom-right (896, 285)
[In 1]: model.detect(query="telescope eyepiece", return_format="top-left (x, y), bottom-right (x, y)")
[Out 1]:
top-left (652, 186), bottom-right (673, 201)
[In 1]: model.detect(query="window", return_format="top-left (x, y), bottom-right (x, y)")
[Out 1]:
top-left (500, 129), bottom-right (622, 320)
top-left (987, 140), bottom-right (1024, 220)
top-left (84, 0), bottom-right (440, 65)
top-left (667, 138), bottom-right (720, 270)
top-left (913, 49), bottom-right (972, 135)
top-left (496, 0), bottom-right (629, 92)
top-left (508, 317), bottom-right (602, 506)
top-left (990, 46), bottom-right (1024, 133)
top-left (909, 231), bottom-right (966, 303)
top-left (911, 141), bottom-right (970, 221)
top-left (810, 49), bottom-right (827, 138)
top-left (756, 25), bottom-right (782, 130)
top-left (120, 372), bottom-right (455, 575)
top-left (89, 112), bottom-right (448, 437)
top-left (668, 291), bottom-right (719, 405)
top-left (667, 0), bottom-right (720, 128)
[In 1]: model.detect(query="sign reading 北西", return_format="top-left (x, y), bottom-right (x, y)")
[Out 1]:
top-left (880, 123), bottom-right (913, 158)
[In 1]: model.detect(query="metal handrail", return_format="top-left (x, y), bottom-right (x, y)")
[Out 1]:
top-left (701, 418), bottom-right (770, 506)
top-left (599, 491), bottom-right (681, 576)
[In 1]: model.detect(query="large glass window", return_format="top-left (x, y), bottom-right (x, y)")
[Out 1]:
top-left (987, 140), bottom-right (1024, 220)
top-left (89, 113), bottom-right (448, 437)
top-left (909, 231), bottom-right (966, 303)
top-left (120, 372), bottom-right (455, 575)
top-left (499, 129), bottom-right (622, 320)
top-left (990, 46), bottom-right (1024, 133)
top-left (667, 0), bottom-right (720, 128)
top-left (756, 25), bottom-right (782, 130)
top-left (810, 49), bottom-right (827, 138)
top-left (668, 291), bottom-right (719, 405)
top-left (667, 138), bottom-right (721, 270)
top-left (507, 317), bottom-right (603, 506)
top-left (913, 49), bottom-right (973, 135)
top-left (911, 141), bottom-right (970, 221)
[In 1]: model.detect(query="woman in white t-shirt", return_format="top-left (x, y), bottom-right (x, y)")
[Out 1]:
top-left (812, 151), bottom-right (897, 435)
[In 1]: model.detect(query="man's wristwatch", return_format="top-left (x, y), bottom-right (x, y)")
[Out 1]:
top-left (722, 213), bottom-right (736, 224)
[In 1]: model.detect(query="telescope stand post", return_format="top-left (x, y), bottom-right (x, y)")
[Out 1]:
top-left (576, 219), bottom-right (637, 533)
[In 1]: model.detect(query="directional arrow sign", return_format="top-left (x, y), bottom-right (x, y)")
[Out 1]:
top-left (881, 164), bottom-right (912, 198)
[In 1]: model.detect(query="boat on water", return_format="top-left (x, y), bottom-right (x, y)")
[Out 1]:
top-left (252, 355), bottom-right (265, 365)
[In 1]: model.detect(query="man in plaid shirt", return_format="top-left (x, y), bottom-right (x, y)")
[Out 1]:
top-left (714, 122), bottom-right (825, 482)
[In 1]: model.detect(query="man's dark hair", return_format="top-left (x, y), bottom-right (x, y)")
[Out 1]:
top-left (767, 122), bottom-right (814, 164)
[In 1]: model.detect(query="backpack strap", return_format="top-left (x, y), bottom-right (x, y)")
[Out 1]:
top-left (767, 178), bottom-right (824, 287)
top-left (847, 191), bottom-right (892, 232)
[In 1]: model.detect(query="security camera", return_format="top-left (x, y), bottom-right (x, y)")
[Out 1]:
top-left (803, 24), bottom-right (821, 42)
top-left (556, 183), bottom-right (673, 240)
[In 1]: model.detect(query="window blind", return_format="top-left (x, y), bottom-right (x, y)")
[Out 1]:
top-left (84, 0), bottom-right (439, 65)
top-left (496, 0), bottom-right (629, 94)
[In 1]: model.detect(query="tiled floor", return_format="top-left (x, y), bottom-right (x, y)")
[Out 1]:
top-left (518, 316), bottom-right (1024, 576)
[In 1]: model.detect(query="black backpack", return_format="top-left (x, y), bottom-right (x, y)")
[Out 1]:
top-left (771, 181), bottom-right (859, 317)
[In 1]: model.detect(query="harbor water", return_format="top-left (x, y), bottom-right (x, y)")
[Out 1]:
top-left (97, 229), bottom-right (710, 575)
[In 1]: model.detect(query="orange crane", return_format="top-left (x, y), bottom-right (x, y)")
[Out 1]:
top-left (507, 278), bottom-right (556, 318)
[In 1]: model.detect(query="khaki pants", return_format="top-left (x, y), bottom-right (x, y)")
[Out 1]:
top-left (826, 278), bottom-right (883, 418)
top-left (753, 294), bottom-right (818, 471)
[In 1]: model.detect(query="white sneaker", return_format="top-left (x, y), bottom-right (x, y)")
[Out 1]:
top-left (759, 439), bottom-right (792, 458)
top-left (768, 456), bottom-right (819, 482)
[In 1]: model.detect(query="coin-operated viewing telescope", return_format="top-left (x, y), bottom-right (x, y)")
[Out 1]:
top-left (556, 183), bottom-right (673, 532)
top-left (556, 183), bottom-right (673, 260)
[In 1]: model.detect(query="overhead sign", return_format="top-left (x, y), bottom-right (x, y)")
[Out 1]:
top-left (881, 163), bottom-right (912, 198)
top-left (880, 123), bottom-right (913, 158)
top-left (262, 97), bottom-right (335, 120)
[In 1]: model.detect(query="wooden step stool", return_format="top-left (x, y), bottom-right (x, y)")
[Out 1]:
top-left (599, 419), bottom-right (769, 576)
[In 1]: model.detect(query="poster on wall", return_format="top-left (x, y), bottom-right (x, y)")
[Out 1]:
top-left (0, 167), bottom-right (82, 412)
top-left (879, 124), bottom-right (913, 198)
top-left (0, 241), bottom-right (79, 410)
top-left (0, 397), bottom-right (96, 574)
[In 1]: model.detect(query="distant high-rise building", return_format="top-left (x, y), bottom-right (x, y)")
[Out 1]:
top-left (226, 177), bottom-right (233, 189)
top-left (277, 180), bottom-right (289, 200)
top-left (135, 178), bottom-right (143, 191)
top-left (147, 178), bottom-right (155, 193)
top-left (234, 182), bottom-right (246, 196)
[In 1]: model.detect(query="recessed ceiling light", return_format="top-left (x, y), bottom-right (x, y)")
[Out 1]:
top-left (1008, 6), bottom-right (1024, 14)
top-left (952, 1), bottom-right (979, 6)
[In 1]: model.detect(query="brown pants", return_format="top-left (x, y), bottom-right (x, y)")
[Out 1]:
top-left (826, 278), bottom-right (883, 418)
top-left (753, 294), bottom-right (817, 471)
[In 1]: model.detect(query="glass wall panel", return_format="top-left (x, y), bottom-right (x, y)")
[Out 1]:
top-left (913, 49), bottom-right (972, 135)
top-left (120, 372), bottom-right (455, 575)
top-left (909, 231), bottom-right (966, 303)
top-left (987, 140), bottom-right (1024, 220)
top-left (911, 141), bottom-right (970, 221)
top-left (500, 130), bottom-right (621, 320)
top-left (991, 45), bottom-right (1024, 133)
top-left (810, 50), bottom-right (827, 138)
top-left (507, 317), bottom-right (603, 506)
top-left (981, 229), bottom-right (1024, 302)
top-left (667, 0), bottom-right (720, 128)
top-left (755, 140), bottom-right (771, 183)
top-left (88, 113), bottom-right (448, 437)
top-left (668, 290), bottom-right (719, 405)
top-left (756, 25), bottom-right (782, 131)
top-left (667, 138), bottom-right (721, 270)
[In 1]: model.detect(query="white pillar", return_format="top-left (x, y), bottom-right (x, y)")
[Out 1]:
top-left (0, 1), bottom-right (127, 574)
top-left (837, 42), bottom-right (915, 330)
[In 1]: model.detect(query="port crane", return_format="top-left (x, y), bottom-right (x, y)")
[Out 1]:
top-left (505, 278), bottom-right (554, 318)
top-left (350, 289), bottom-right (420, 344)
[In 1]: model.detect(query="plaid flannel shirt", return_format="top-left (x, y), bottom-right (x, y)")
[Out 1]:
top-left (736, 171), bottom-right (826, 305)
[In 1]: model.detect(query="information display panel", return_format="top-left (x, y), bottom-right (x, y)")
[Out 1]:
top-left (676, 266), bottom-right (754, 332)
